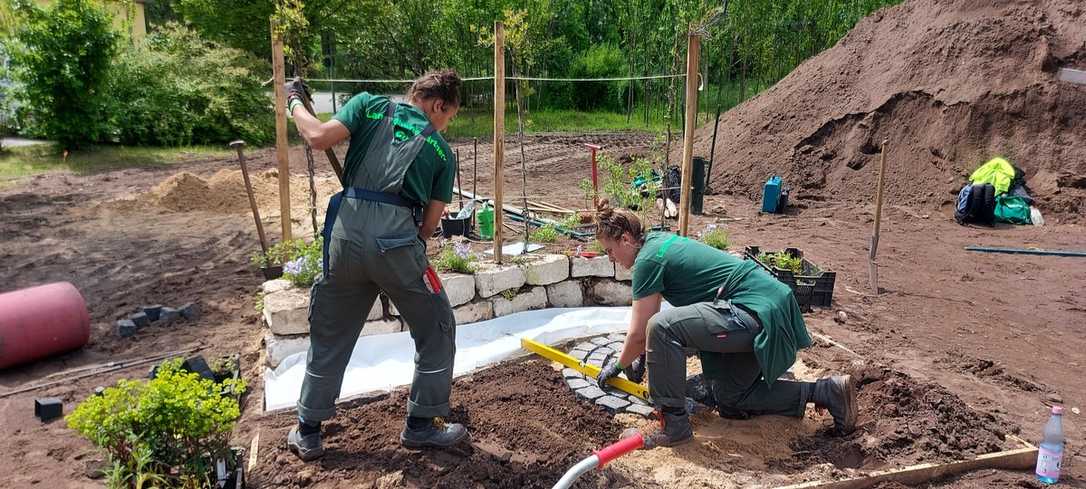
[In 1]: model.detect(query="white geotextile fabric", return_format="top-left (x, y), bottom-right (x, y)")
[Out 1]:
top-left (263, 306), bottom-right (634, 411)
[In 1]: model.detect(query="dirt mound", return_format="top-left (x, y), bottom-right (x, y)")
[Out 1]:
top-left (142, 168), bottom-right (341, 220)
top-left (696, 0), bottom-right (1086, 220)
top-left (252, 359), bottom-right (627, 489)
top-left (789, 365), bottom-right (1014, 471)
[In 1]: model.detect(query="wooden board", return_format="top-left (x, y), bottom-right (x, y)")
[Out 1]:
top-left (1058, 67), bottom-right (1086, 85)
top-left (774, 445), bottom-right (1037, 489)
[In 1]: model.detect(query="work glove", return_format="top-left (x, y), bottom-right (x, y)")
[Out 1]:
top-left (596, 360), bottom-right (623, 388)
top-left (623, 353), bottom-right (646, 384)
top-left (284, 77), bottom-right (311, 116)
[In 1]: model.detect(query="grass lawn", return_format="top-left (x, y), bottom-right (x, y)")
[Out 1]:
top-left (444, 108), bottom-right (669, 140)
top-left (0, 143), bottom-right (230, 184)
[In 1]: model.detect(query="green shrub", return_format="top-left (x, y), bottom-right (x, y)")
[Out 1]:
top-left (11, 0), bottom-right (118, 149)
top-left (250, 239), bottom-right (301, 268)
top-left (569, 44), bottom-right (629, 111)
top-left (108, 23), bottom-right (272, 146)
top-left (67, 358), bottom-right (246, 488)
top-left (530, 224), bottom-right (559, 243)
top-left (601, 155), bottom-right (657, 217)
top-left (700, 225), bottom-right (729, 251)
top-left (758, 251), bottom-right (803, 274)
top-left (282, 238), bottom-right (322, 288)
top-left (433, 242), bottom-right (477, 274)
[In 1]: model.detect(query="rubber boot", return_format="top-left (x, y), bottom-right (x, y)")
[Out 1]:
top-left (812, 375), bottom-right (858, 435)
top-left (287, 424), bottom-right (325, 461)
top-left (643, 410), bottom-right (693, 448)
top-left (400, 417), bottom-right (470, 449)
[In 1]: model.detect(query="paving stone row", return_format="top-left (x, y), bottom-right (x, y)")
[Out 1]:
top-left (563, 333), bottom-right (654, 417)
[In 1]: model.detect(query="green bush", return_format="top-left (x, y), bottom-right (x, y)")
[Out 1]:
top-left (11, 0), bottom-right (118, 149)
top-left (109, 23), bottom-right (272, 146)
top-left (250, 239), bottom-right (301, 268)
top-left (67, 358), bottom-right (246, 488)
top-left (530, 224), bottom-right (560, 243)
top-left (699, 225), bottom-right (729, 251)
top-left (601, 155), bottom-right (657, 217)
top-left (569, 44), bottom-right (629, 111)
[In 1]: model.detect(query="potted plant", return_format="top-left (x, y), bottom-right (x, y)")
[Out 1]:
top-left (68, 358), bottom-right (248, 488)
top-left (250, 240), bottom-right (304, 281)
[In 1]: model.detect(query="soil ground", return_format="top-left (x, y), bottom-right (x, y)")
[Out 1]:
top-left (1, 132), bottom-right (1084, 488)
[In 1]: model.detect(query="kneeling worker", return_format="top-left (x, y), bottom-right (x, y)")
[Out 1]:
top-left (283, 70), bottom-right (467, 460)
top-left (593, 201), bottom-right (858, 446)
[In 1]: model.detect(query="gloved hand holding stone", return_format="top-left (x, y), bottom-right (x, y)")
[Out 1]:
top-left (596, 360), bottom-right (623, 387)
top-left (623, 353), bottom-right (646, 384)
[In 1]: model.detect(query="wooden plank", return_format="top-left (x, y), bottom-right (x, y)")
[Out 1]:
top-left (271, 19), bottom-right (292, 241)
top-left (773, 446), bottom-right (1038, 489)
top-left (493, 22), bottom-right (506, 263)
top-left (677, 33), bottom-right (701, 236)
top-left (1058, 67), bottom-right (1086, 85)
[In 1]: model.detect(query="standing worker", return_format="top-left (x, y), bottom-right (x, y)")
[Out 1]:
top-left (592, 200), bottom-right (858, 446)
top-left (283, 70), bottom-right (466, 460)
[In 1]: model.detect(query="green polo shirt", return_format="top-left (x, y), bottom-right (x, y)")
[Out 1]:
top-left (333, 92), bottom-right (455, 205)
top-left (632, 232), bottom-right (812, 385)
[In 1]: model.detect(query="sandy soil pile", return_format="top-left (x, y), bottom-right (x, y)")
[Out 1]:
top-left (143, 169), bottom-right (340, 218)
top-left (697, 0), bottom-right (1086, 219)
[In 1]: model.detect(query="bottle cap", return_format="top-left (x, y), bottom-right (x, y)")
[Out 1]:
top-left (1052, 405), bottom-right (1064, 415)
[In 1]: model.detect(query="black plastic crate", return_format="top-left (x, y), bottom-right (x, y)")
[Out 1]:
top-left (744, 246), bottom-right (836, 309)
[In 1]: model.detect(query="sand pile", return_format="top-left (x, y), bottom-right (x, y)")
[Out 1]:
top-left (696, 0), bottom-right (1086, 219)
top-left (143, 169), bottom-right (340, 217)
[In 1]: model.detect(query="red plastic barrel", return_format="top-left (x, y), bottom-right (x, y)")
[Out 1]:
top-left (0, 282), bottom-right (90, 369)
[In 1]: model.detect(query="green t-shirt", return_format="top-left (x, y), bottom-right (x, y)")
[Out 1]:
top-left (632, 232), bottom-right (813, 385)
top-left (333, 92), bottom-right (456, 205)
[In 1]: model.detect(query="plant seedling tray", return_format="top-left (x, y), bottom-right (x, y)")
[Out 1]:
top-left (744, 246), bottom-right (836, 309)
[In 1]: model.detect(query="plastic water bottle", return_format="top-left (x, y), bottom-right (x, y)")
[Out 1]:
top-left (1036, 405), bottom-right (1064, 484)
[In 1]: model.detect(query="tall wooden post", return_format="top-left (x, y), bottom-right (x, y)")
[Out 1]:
top-left (271, 19), bottom-right (292, 241)
top-left (492, 22), bottom-right (505, 263)
top-left (869, 139), bottom-right (889, 295)
top-left (677, 33), bottom-right (701, 236)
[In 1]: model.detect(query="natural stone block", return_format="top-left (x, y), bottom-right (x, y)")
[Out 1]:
top-left (179, 302), bottom-right (201, 321)
top-left (141, 305), bottom-right (164, 322)
top-left (562, 368), bottom-right (583, 379)
top-left (575, 385), bottom-right (606, 401)
top-left (263, 289), bottom-right (310, 335)
top-left (441, 273), bottom-right (476, 307)
top-left (590, 280), bottom-right (633, 306)
top-left (264, 332), bottom-right (309, 368)
top-left (566, 378), bottom-right (591, 390)
top-left (590, 336), bottom-right (612, 346)
top-left (546, 281), bottom-right (584, 308)
top-left (454, 301), bottom-right (494, 325)
top-left (129, 312), bottom-right (150, 329)
top-left (596, 395), bottom-right (632, 412)
top-left (158, 307), bottom-right (181, 326)
top-left (474, 263), bottom-right (526, 298)
top-left (627, 403), bottom-right (655, 417)
top-left (614, 263), bottom-right (633, 281)
top-left (491, 286), bottom-right (547, 317)
top-left (523, 254), bottom-right (570, 285)
top-left (115, 319), bottom-right (137, 338)
top-left (261, 279), bottom-right (293, 294)
top-left (361, 318), bottom-right (403, 336)
top-left (571, 256), bottom-right (614, 278)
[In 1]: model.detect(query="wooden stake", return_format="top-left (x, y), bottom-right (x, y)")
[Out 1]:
top-left (271, 19), bottom-right (291, 241)
top-left (493, 22), bottom-right (505, 263)
top-left (868, 139), bottom-right (888, 295)
top-left (773, 445), bottom-right (1037, 489)
top-left (677, 33), bottom-right (701, 237)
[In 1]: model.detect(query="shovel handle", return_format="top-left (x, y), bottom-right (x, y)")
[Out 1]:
top-left (594, 434), bottom-right (644, 467)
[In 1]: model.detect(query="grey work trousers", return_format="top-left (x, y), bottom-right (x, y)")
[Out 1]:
top-left (297, 235), bottom-right (456, 423)
top-left (646, 301), bottom-right (811, 418)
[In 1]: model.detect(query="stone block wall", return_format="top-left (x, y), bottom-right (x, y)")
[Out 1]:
top-left (262, 254), bottom-right (633, 368)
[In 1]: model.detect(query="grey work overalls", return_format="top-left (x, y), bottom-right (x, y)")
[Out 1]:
top-left (297, 102), bottom-right (457, 423)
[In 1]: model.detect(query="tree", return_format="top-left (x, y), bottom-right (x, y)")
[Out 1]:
top-left (12, 0), bottom-right (118, 149)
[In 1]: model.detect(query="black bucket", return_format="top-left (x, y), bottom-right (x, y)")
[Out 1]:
top-left (441, 215), bottom-right (472, 238)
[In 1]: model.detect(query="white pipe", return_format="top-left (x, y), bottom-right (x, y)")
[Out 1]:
top-left (552, 454), bottom-right (599, 489)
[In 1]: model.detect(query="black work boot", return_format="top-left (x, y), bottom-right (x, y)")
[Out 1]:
top-left (400, 417), bottom-right (470, 449)
top-left (812, 375), bottom-right (858, 435)
top-left (287, 422), bottom-right (325, 461)
top-left (643, 409), bottom-right (694, 448)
